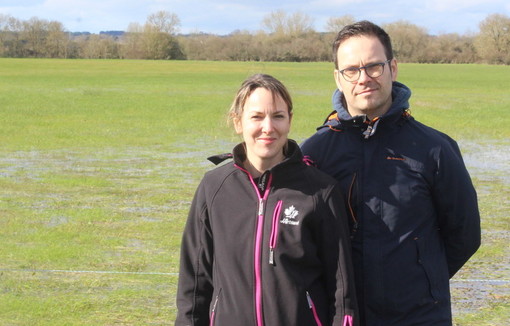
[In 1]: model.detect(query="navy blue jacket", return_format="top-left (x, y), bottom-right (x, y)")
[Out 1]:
top-left (300, 82), bottom-right (481, 325)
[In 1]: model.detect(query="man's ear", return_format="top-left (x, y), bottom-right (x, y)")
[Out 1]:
top-left (390, 58), bottom-right (398, 81)
top-left (334, 70), bottom-right (343, 92)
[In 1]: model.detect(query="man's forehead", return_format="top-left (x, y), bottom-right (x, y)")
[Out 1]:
top-left (336, 36), bottom-right (386, 63)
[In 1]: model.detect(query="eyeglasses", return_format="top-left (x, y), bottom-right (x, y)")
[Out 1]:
top-left (337, 59), bottom-right (392, 82)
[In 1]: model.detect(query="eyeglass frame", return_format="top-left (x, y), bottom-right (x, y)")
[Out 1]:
top-left (336, 59), bottom-right (393, 82)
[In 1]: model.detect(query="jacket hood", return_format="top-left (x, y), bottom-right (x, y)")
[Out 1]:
top-left (325, 81), bottom-right (411, 130)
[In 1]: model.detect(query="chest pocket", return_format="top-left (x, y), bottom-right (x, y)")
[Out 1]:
top-left (378, 153), bottom-right (433, 232)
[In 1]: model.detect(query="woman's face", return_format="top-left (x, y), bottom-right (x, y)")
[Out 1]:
top-left (234, 87), bottom-right (292, 172)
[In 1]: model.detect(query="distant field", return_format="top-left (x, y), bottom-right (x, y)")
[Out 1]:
top-left (0, 58), bottom-right (508, 325)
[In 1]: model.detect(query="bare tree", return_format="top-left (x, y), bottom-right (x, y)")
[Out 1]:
top-left (1, 16), bottom-right (24, 57)
top-left (286, 11), bottom-right (314, 36)
top-left (146, 10), bottom-right (180, 35)
top-left (21, 17), bottom-right (48, 57)
top-left (46, 21), bottom-right (69, 58)
top-left (121, 23), bottom-right (144, 59)
top-left (143, 11), bottom-right (184, 59)
top-left (325, 15), bottom-right (355, 33)
top-left (383, 21), bottom-right (429, 62)
top-left (0, 14), bottom-right (13, 55)
top-left (426, 33), bottom-right (478, 63)
top-left (262, 10), bottom-right (287, 36)
top-left (121, 12), bottom-right (183, 60)
top-left (262, 10), bottom-right (314, 36)
top-left (475, 13), bottom-right (510, 64)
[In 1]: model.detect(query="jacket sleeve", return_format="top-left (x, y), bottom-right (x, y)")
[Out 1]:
top-left (433, 138), bottom-right (481, 278)
top-left (175, 180), bottom-right (214, 326)
top-left (320, 183), bottom-right (359, 326)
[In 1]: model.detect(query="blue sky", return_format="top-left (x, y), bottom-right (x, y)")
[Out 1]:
top-left (1, 0), bottom-right (509, 35)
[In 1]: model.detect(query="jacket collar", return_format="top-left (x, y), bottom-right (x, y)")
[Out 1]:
top-left (207, 139), bottom-right (303, 171)
top-left (323, 81), bottom-right (412, 134)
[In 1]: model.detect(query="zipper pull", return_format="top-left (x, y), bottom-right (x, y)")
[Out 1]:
top-left (269, 248), bottom-right (275, 265)
top-left (258, 198), bottom-right (264, 216)
top-left (350, 222), bottom-right (359, 240)
top-left (362, 118), bottom-right (380, 139)
top-left (211, 294), bottom-right (220, 313)
top-left (306, 291), bottom-right (313, 308)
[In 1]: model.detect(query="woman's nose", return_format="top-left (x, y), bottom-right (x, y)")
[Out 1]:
top-left (261, 117), bottom-right (274, 133)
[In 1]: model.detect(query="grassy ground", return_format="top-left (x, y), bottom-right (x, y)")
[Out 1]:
top-left (0, 58), bottom-right (508, 325)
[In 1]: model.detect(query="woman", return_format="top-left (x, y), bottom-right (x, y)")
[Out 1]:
top-left (175, 74), bottom-right (358, 326)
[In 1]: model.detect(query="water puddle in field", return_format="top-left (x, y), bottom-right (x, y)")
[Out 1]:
top-left (451, 140), bottom-right (510, 318)
top-left (1, 139), bottom-right (508, 318)
top-left (459, 140), bottom-right (510, 185)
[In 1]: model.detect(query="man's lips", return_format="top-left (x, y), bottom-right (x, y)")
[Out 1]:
top-left (357, 88), bottom-right (376, 96)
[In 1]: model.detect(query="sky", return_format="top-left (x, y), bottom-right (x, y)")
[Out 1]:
top-left (1, 0), bottom-right (509, 35)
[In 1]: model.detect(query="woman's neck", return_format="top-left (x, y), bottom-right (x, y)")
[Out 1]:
top-left (244, 153), bottom-right (284, 178)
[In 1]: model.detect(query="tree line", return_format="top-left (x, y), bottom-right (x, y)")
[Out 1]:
top-left (1, 11), bottom-right (509, 64)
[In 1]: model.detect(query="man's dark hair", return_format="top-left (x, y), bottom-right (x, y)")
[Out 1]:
top-left (333, 20), bottom-right (394, 69)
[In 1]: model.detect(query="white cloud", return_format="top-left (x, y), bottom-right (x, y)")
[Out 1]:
top-left (425, 0), bottom-right (504, 12)
top-left (0, 0), bottom-right (508, 34)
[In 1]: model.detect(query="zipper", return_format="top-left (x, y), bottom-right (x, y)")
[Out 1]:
top-left (306, 291), bottom-right (323, 326)
top-left (343, 315), bottom-right (353, 326)
top-left (254, 197), bottom-right (265, 326)
top-left (235, 164), bottom-right (272, 326)
top-left (269, 200), bottom-right (283, 265)
top-left (362, 117), bottom-right (380, 139)
top-left (209, 292), bottom-right (220, 326)
top-left (250, 172), bottom-right (273, 326)
top-left (348, 172), bottom-right (359, 238)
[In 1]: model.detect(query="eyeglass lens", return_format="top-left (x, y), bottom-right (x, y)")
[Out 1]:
top-left (342, 61), bottom-right (387, 81)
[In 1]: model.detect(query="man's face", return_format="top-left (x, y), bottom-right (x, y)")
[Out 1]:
top-left (334, 35), bottom-right (398, 119)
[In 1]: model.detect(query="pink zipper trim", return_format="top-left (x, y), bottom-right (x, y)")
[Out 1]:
top-left (342, 315), bottom-right (353, 326)
top-left (209, 311), bottom-right (215, 326)
top-left (239, 167), bottom-right (272, 326)
top-left (269, 200), bottom-right (283, 265)
top-left (306, 291), bottom-right (323, 326)
top-left (254, 197), bottom-right (265, 326)
top-left (209, 294), bottom-right (219, 326)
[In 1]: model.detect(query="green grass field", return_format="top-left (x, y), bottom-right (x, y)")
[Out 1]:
top-left (1, 58), bottom-right (509, 325)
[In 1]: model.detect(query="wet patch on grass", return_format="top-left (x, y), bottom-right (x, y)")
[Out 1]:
top-left (1, 138), bottom-right (508, 323)
top-left (451, 140), bottom-right (510, 321)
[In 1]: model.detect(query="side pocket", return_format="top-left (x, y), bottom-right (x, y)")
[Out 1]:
top-left (269, 200), bottom-right (283, 265)
top-left (414, 237), bottom-right (439, 301)
top-left (306, 291), bottom-right (323, 326)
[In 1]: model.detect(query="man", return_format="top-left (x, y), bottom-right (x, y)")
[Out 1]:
top-left (300, 21), bottom-right (481, 325)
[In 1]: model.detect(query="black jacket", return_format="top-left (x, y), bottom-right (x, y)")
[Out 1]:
top-left (300, 82), bottom-right (481, 326)
top-left (175, 140), bottom-right (358, 326)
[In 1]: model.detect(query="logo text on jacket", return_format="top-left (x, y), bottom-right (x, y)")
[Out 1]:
top-left (280, 205), bottom-right (299, 225)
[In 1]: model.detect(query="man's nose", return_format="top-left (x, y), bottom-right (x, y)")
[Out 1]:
top-left (357, 68), bottom-right (372, 83)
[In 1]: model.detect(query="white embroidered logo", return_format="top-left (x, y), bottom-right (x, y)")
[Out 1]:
top-left (280, 205), bottom-right (300, 225)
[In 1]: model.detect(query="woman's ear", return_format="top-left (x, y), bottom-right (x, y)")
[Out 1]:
top-left (233, 116), bottom-right (243, 134)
